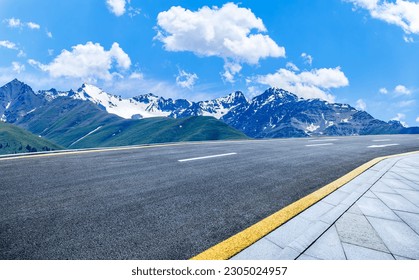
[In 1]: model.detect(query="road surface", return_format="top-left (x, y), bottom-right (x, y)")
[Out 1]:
top-left (1, 134), bottom-right (418, 259)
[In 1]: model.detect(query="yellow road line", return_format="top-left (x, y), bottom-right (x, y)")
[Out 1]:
top-left (191, 150), bottom-right (419, 260)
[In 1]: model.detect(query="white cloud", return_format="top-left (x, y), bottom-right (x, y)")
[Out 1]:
top-left (106, 0), bottom-right (126, 16)
top-left (0, 40), bottom-right (26, 58)
top-left (403, 35), bottom-right (414, 42)
top-left (5, 18), bottom-right (22, 28)
top-left (391, 112), bottom-right (408, 127)
top-left (46, 31), bottom-right (53, 38)
top-left (397, 100), bottom-right (415, 107)
top-left (301, 53), bottom-right (313, 65)
top-left (27, 22), bottom-right (40, 29)
top-left (47, 49), bottom-right (54, 56)
top-left (0, 40), bottom-right (17, 50)
top-left (379, 87), bottom-right (388, 94)
top-left (286, 62), bottom-right (300, 71)
top-left (128, 6), bottom-right (141, 18)
top-left (129, 72), bottom-right (143, 80)
top-left (392, 113), bottom-right (406, 121)
top-left (394, 84), bottom-right (411, 95)
top-left (176, 70), bottom-right (198, 89)
top-left (17, 50), bottom-right (26, 57)
top-left (347, 0), bottom-right (419, 35)
top-left (4, 18), bottom-right (41, 30)
top-left (356, 99), bottom-right (367, 110)
top-left (222, 62), bottom-right (242, 83)
top-left (416, 116), bottom-right (419, 122)
top-left (156, 3), bottom-right (285, 82)
top-left (12, 62), bottom-right (25, 74)
top-left (255, 67), bottom-right (349, 102)
top-left (29, 41), bottom-right (131, 82)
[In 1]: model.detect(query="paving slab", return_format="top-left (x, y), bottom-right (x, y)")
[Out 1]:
top-left (394, 210), bottom-right (419, 235)
top-left (304, 225), bottom-right (346, 260)
top-left (341, 242), bottom-right (394, 260)
top-left (356, 196), bottom-right (401, 221)
top-left (335, 212), bottom-right (389, 252)
top-left (367, 216), bottom-right (419, 259)
top-left (393, 189), bottom-right (419, 207)
top-left (374, 192), bottom-right (419, 213)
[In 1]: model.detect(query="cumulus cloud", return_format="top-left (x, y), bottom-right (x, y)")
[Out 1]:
top-left (12, 62), bottom-right (25, 73)
top-left (255, 67), bottom-right (349, 102)
top-left (379, 87), bottom-right (388, 94)
top-left (27, 22), bottom-right (40, 29)
top-left (301, 53), bottom-right (313, 65)
top-left (0, 40), bottom-right (17, 50)
top-left (106, 0), bottom-right (126, 16)
top-left (5, 17), bottom-right (22, 28)
top-left (28, 41), bottom-right (131, 82)
top-left (347, 0), bottom-right (419, 35)
top-left (176, 70), bottom-right (198, 89)
top-left (156, 3), bottom-right (285, 82)
top-left (356, 99), bottom-right (367, 110)
top-left (4, 18), bottom-right (41, 30)
top-left (129, 72), bottom-right (144, 80)
top-left (416, 116), bottom-right (419, 122)
top-left (391, 112), bottom-right (408, 127)
top-left (394, 84), bottom-right (411, 95)
top-left (222, 62), bottom-right (242, 83)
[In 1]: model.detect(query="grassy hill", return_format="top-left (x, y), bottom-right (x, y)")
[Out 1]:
top-left (16, 97), bottom-right (122, 147)
top-left (69, 116), bottom-right (249, 148)
top-left (0, 121), bottom-right (63, 155)
top-left (14, 97), bottom-right (249, 149)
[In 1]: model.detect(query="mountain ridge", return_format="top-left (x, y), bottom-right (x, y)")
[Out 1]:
top-left (1, 79), bottom-right (417, 141)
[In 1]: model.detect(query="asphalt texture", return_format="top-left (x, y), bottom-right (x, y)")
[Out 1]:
top-left (1, 135), bottom-right (419, 259)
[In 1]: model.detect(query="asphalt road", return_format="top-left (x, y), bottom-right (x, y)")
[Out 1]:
top-left (1, 135), bottom-right (418, 259)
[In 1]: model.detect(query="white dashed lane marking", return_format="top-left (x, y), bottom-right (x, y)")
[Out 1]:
top-left (368, 144), bottom-right (400, 148)
top-left (305, 143), bottom-right (334, 147)
top-left (178, 153), bottom-right (237, 162)
top-left (308, 139), bottom-right (339, 142)
top-left (372, 139), bottom-right (391, 142)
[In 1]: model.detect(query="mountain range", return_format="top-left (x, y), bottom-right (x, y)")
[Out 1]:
top-left (0, 79), bottom-right (417, 153)
top-left (32, 81), bottom-right (419, 137)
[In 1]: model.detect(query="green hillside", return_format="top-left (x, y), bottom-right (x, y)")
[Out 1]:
top-left (69, 116), bottom-right (249, 148)
top-left (15, 97), bottom-right (249, 148)
top-left (16, 97), bottom-right (122, 147)
top-left (0, 122), bottom-right (63, 155)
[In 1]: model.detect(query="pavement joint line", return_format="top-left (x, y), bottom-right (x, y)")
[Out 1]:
top-left (178, 153), bottom-right (237, 162)
top-left (305, 143), bottom-right (334, 147)
top-left (191, 150), bottom-right (419, 260)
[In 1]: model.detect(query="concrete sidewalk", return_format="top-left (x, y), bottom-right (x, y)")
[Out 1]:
top-left (232, 153), bottom-right (419, 260)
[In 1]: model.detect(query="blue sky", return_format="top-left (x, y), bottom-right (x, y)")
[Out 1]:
top-left (0, 0), bottom-right (418, 126)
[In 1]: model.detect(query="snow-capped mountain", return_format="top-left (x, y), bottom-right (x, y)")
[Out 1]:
top-left (170, 91), bottom-right (248, 119)
top-left (0, 79), bottom-right (45, 123)
top-left (37, 83), bottom-right (245, 120)
top-left (39, 84), bottom-right (175, 119)
top-left (1, 79), bottom-right (417, 139)
top-left (221, 88), bottom-right (406, 138)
